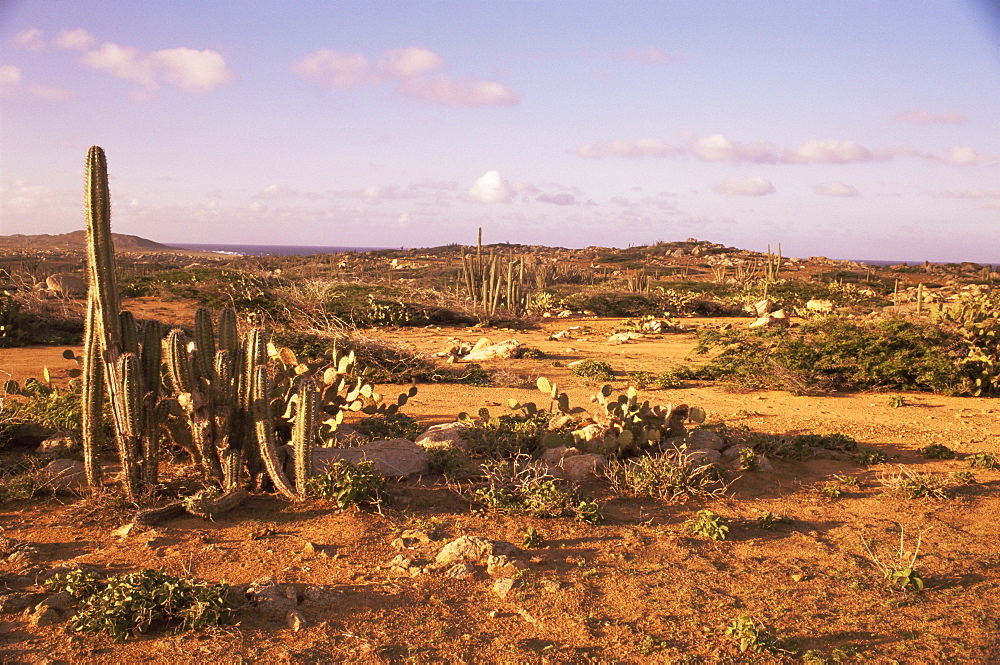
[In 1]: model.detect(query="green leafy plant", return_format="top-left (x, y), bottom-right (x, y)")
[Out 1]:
top-left (457, 407), bottom-right (557, 458)
top-left (887, 394), bottom-right (907, 408)
top-left (919, 443), bottom-right (955, 459)
top-left (966, 452), bottom-right (998, 469)
top-left (860, 526), bottom-right (931, 592)
top-left (854, 447), bottom-right (888, 466)
top-left (821, 482), bottom-right (843, 499)
top-left (738, 447), bottom-right (758, 470)
top-left (607, 446), bottom-right (728, 502)
top-left (47, 569), bottom-right (231, 641)
top-left (522, 526), bottom-right (545, 548)
top-left (626, 370), bottom-right (655, 389)
top-left (725, 617), bottom-right (789, 654)
top-left (950, 470), bottom-right (976, 485)
top-left (308, 460), bottom-right (389, 509)
top-left (756, 510), bottom-right (792, 530)
top-left (354, 412), bottom-right (423, 442)
top-left (688, 509), bottom-right (729, 541)
top-left (473, 454), bottom-right (602, 524)
top-left (571, 359), bottom-right (615, 382)
top-left (879, 466), bottom-right (950, 499)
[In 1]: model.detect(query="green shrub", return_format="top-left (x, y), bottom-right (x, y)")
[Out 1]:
top-left (919, 443), bottom-right (955, 459)
top-left (474, 456), bottom-right (602, 523)
top-left (694, 318), bottom-right (966, 394)
top-left (745, 431), bottom-right (858, 460)
top-left (458, 409), bottom-right (556, 458)
top-left (608, 448), bottom-right (727, 502)
top-left (688, 509), bottom-right (728, 540)
top-left (571, 359), bottom-right (615, 382)
top-left (354, 412), bottom-right (423, 441)
top-left (854, 447), bottom-right (888, 466)
top-left (308, 460), bottom-right (389, 509)
top-left (966, 452), bottom-right (998, 469)
top-left (47, 569), bottom-right (230, 641)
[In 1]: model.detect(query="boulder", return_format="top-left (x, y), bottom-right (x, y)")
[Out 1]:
top-left (414, 422), bottom-right (473, 452)
top-left (34, 459), bottom-right (86, 493)
top-left (805, 298), bottom-right (835, 314)
top-left (36, 431), bottom-right (79, 458)
top-left (310, 438), bottom-right (429, 478)
top-left (560, 453), bottom-right (608, 481)
top-left (686, 449), bottom-right (721, 464)
top-left (749, 309), bottom-right (789, 329)
top-left (44, 273), bottom-right (86, 298)
top-left (684, 429), bottom-right (726, 451)
top-left (607, 332), bottom-right (642, 345)
top-left (435, 536), bottom-right (518, 566)
top-left (462, 339), bottom-right (521, 362)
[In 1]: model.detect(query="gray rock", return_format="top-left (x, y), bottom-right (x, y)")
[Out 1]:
top-left (36, 591), bottom-right (75, 611)
top-left (684, 429), bottom-right (726, 451)
top-left (462, 339), bottom-right (520, 362)
top-left (749, 309), bottom-right (789, 329)
top-left (492, 577), bottom-right (517, 599)
top-left (560, 453), bottom-right (608, 481)
top-left (414, 422), bottom-right (473, 452)
top-left (247, 576), bottom-right (299, 621)
top-left (435, 536), bottom-right (518, 566)
top-left (29, 605), bottom-right (62, 627)
top-left (0, 593), bottom-right (35, 614)
top-left (36, 431), bottom-right (80, 457)
top-left (35, 458), bottom-right (87, 492)
top-left (443, 563), bottom-right (477, 579)
top-left (311, 438), bottom-right (429, 478)
top-left (45, 273), bottom-right (86, 298)
top-left (686, 449), bottom-right (721, 464)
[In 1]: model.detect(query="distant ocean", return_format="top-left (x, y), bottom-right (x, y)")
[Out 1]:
top-left (170, 243), bottom-right (394, 256)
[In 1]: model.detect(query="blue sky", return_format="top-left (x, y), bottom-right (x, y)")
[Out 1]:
top-left (1, 1), bottom-right (998, 261)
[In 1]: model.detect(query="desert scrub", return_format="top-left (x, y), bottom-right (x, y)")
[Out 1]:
top-left (47, 569), bottom-right (231, 641)
top-left (354, 412), bottom-right (423, 441)
top-left (742, 431), bottom-right (858, 461)
top-left (693, 318), bottom-right (966, 394)
top-left (607, 446), bottom-right (728, 502)
top-left (688, 509), bottom-right (728, 540)
top-left (458, 409), bottom-right (557, 458)
top-left (571, 359), bottom-right (615, 382)
top-left (473, 455), bottom-right (602, 523)
top-left (919, 443), bottom-right (955, 459)
top-left (879, 466), bottom-right (950, 499)
top-left (1, 377), bottom-right (89, 441)
top-left (308, 460), bottom-right (390, 509)
top-left (965, 452), bottom-right (998, 469)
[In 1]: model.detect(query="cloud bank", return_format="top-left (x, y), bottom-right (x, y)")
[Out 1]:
top-left (713, 176), bottom-right (775, 197)
top-left (292, 46), bottom-right (518, 107)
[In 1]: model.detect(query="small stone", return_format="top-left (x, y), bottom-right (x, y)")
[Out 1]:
top-left (492, 578), bottom-right (517, 599)
top-left (302, 541), bottom-right (323, 556)
top-left (286, 609), bottom-right (307, 632)
top-left (443, 563), bottom-right (477, 580)
top-left (540, 579), bottom-right (562, 593)
top-left (0, 593), bottom-right (35, 614)
top-left (29, 606), bottom-right (62, 627)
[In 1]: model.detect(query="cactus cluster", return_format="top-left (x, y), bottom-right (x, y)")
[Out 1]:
top-left (461, 228), bottom-right (528, 317)
top-left (79, 146), bottom-right (322, 503)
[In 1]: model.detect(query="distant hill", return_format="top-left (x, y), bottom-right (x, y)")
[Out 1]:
top-left (0, 231), bottom-right (181, 251)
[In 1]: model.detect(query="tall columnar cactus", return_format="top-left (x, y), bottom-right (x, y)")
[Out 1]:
top-left (83, 145), bottom-right (151, 501)
top-left (292, 381), bottom-right (319, 497)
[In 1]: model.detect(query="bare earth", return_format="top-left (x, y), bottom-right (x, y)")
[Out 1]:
top-left (1, 304), bottom-right (999, 663)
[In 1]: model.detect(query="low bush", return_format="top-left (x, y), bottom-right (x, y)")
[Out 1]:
top-left (694, 318), bottom-right (966, 394)
top-left (571, 359), bottom-right (615, 382)
top-left (473, 455), bottom-right (602, 523)
top-left (308, 460), bottom-right (390, 509)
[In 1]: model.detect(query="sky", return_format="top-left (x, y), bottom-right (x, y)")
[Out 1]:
top-left (1, 1), bottom-right (998, 262)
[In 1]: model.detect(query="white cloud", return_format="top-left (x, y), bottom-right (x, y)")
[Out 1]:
top-left (292, 46), bottom-right (518, 107)
top-left (291, 49), bottom-right (370, 88)
top-left (813, 182), bottom-right (860, 197)
top-left (68, 34), bottom-right (235, 94)
top-left (690, 134), bottom-right (781, 163)
top-left (536, 192), bottom-right (577, 206)
top-left (893, 109), bottom-right (967, 126)
top-left (0, 65), bottom-right (22, 88)
top-left (377, 47), bottom-right (444, 77)
top-left (712, 176), bottom-right (776, 197)
top-left (950, 145), bottom-right (999, 166)
top-left (153, 48), bottom-right (236, 91)
top-left (55, 28), bottom-right (96, 51)
top-left (785, 139), bottom-right (886, 164)
top-left (575, 138), bottom-right (680, 159)
top-left (468, 170), bottom-right (515, 203)
top-left (12, 28), bottom-right (45, 52)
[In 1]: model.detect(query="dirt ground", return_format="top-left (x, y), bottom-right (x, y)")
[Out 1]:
top-left (2, 306), bottom-right (999, 663)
